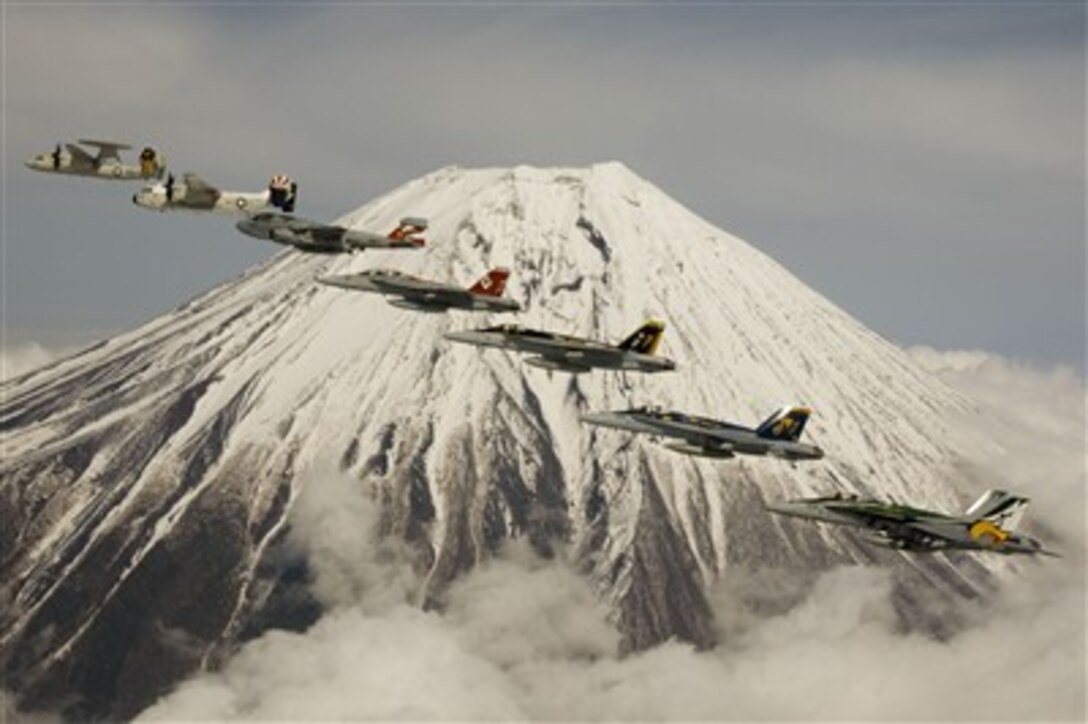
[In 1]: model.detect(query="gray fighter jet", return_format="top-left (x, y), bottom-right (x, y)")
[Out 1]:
top-left (580, 405), bottom-right (823, 460)
top-left (765, 489), bottom-right (1058, 556)
top-left (236, 213), bottom-right (426, 254)
top-left (444, 320), bottom-right (675, 373)
top-left (319, 267), bottom-right (520, 313)
top-left (25, 140), bottom-right (164, 180)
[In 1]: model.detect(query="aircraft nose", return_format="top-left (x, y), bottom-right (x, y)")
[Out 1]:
top-left (763, 501), bottom-right (796, 516)
top-left (579, 411), bottom-right (612, 425)
top-left (238, 219), bottom-right (273, 240)
top-left (443, 330), bottom-right (474, 344)
top-left (579, 411), bottom-right (628, 429)
top-left (763, 500), bottom-right (812, 519)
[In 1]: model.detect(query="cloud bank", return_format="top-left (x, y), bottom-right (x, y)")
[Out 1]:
top-left (135, 349), bottom-right (1085, 721)
top-left (1, 341), bottom-right (58, 383)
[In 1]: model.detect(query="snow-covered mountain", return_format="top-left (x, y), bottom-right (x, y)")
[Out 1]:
top-left (2, 163), bottom-right (1004, 719)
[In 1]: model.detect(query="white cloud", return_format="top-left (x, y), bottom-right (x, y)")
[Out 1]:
top-left (909, 346), bottom-right (1087, 546)
top-left (136, 348), bottom-right (1085, 722)
top-left (1, 341), bottom-right (58, 382)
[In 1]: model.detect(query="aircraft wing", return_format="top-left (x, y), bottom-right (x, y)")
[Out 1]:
top-left (634, 412), bottom-right (738, 449)
top-left (532, 347), bottom-right (617, 372)
top-left (181, 174), bottom-right (220, 206)
top-left (342, 230), bottom-right (421, 250)
top-left (264, 218), bottom-right (345, 251)
top-left (301, 223), bottom-right (349, 247)
top-left (66, 143), bottom-right (96, 166)
top-left (78, 139), bottom-right (131, 163)
top-left (372, 276), bottom-right (464, 304)
top-left (822, 500), bottom-right (916, 520)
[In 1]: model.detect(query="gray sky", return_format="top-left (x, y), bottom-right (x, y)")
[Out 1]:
top-left (3, 2), bottom-right (1084, 367)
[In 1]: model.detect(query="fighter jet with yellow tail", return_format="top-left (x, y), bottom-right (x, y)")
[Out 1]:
top-left (445, 319), bottom-right (675, 373)
top-left (765, 489), bottom-right (1058, 556)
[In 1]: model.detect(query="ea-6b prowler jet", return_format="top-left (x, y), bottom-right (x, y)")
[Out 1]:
top-left (444, 320), bottom-right (676, 373)
top-left (580, 405), bottom-right (824, 460)
top-left (25, 140), bottom-right (164, 180)
top-left (319, 268), bottom-right (520, 313)
top-left (765, 489), bottom-right (1058, 556)
top-left (236, 213), bottom-right (427, 254)
top-left (133, 173), bottom-right (296, 215)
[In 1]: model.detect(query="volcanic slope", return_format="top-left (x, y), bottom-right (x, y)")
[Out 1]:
top-left (2, 163), bottom-right (1004, 719)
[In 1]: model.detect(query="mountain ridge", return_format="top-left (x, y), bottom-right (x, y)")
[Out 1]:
top-left (1, 162), bottom-right (1006, 720)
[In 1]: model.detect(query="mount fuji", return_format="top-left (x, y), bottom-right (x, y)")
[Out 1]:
top-left (1, 163), bottom-right (1013, 720)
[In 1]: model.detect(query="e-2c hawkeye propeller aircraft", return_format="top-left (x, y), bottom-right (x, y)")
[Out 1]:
top-left (25, 140), bottom-right (164, 180)
top-left (580, 405), bottom-right (823, 460)
top-left (133, 173), bottom-right (296, 215)
top-left (765, 489), bottom-right (1058, 556)
top-left (236, 213), bottom-right (427, 254)
top-left (319, 268), bottom-right (520, 313)
top-left (444, 319), bottom-right (676, 373)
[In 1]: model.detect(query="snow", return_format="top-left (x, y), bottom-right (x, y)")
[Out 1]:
top-left (0, 163), bottom-right (1007, 702)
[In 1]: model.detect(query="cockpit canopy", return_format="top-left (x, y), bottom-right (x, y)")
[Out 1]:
top-left (483, 324), bottom-right (523, 334)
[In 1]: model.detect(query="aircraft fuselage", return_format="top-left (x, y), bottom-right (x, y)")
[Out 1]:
top-left (133, 185), bottom-right (274, 215)
top-left (765, 498), bottom-right (1050, 555)
top-left (580, 409), bottom-right (824, 459)
top-left (25, 153), bottom-right (148, 180)
top-left (444, 329), bottom-right (676, 373)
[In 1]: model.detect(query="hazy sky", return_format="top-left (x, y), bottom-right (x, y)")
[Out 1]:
top-left (3, 2), bottom-right (1084, 367)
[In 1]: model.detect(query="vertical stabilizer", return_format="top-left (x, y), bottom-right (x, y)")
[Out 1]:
top-left (468, 268), bottom-right (510, 297)
top-left (268, 175), bottom-right (297, 213)
top-left (617, 319), bottom-right (665, 355)
top-left (139, 147), bottom-right (165, 179)
top-left (965, 489), bottom-right (1029, 532)
top-left (755, 406), bottom-right (812, 441)
top-left (388, 217), bottom-right (428, 246)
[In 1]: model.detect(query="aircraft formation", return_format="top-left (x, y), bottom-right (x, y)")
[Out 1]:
top-left (24, 138), bottom-right (1058, 560)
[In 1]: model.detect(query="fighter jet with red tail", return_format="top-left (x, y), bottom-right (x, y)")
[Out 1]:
top-left (318, 268), bottom-right (520, 313)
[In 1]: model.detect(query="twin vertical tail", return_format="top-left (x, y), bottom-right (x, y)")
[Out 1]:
top-left (468, 268), bottom-right (511, 297)
top-left (617, 319), bottom-right (666, 355)
top-left (139, 147), bottom-right (165, 179)
top-left (965, 489), bottom-right (1029, 532)
top-left (268, 175), bottom-right (297, 213)
top-left (755, 406), bottom-right (812, 441)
